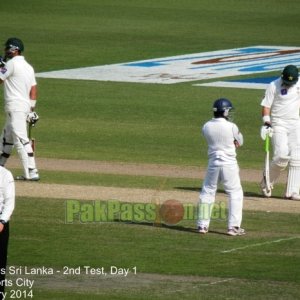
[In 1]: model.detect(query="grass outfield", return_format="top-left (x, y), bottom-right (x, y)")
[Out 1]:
top-left (35, 80), bottom-right (265, 168)
top-left (6, 197), bottom-right (300, 299)
top-left (1, 0), bottom-right (300, 299)
top-left (0, 0), bottom-right (299, 169)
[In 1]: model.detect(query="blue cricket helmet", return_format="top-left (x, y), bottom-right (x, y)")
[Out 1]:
top-left (213, 98), bottom-right (234, 119)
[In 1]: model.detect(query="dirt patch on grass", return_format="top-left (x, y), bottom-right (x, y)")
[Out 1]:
top-left (15, 181), bottom-right (300, 214)
top-left (8, 156), bottom-right (299, 214)
top-left (18, 272), bottom-right (236, 292)
top-left (7, 157), bottom-right (287, 183)
top-left (7, 270), bottom-right (299, 297)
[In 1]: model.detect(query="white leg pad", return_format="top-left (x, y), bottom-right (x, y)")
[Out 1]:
top-left (269, 156), bottom-right (289, 185)
top-left (286, 146), bottom-right (300, 197)
top-left (15, 140), bottom-right (30, 179)
top-left (286, 166), bottom-right (300, 197)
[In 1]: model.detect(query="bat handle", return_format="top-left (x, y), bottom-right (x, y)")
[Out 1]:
top-left (265, 134), bottom-right (270, 152)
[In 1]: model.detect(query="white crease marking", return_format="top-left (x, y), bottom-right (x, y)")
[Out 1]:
top-left (221, 236), bottom-right (300, 253)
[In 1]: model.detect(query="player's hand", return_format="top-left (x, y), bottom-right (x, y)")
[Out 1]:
top-left (26, 111), bottom-right (39, 125)
top-left (260, 123), bottom-right (273, 140)
top-left (234, 139), bottom-right (241, 148)
top-left (0, 223), bottom-right (4, 233)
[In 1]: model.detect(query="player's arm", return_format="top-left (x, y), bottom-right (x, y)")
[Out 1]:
top-left (260, 106), bottom-right (273, 140)
top-left (260, 82), bottom-right (275, 140)
top-left (29, 84), bottom-right (37, 111)
top-left (260, 81), bottom-right (275, 125)
top-left (233, 124), bottom-right (243, 147)
top-left (262, 106), bottom-right (271, 125)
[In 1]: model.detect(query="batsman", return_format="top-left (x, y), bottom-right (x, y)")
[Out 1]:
top-left (0, 37), bottom-right (39, 181)
top-left (260, 65), bottom-right (300, 199)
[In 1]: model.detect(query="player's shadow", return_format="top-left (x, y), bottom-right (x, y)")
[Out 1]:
top-left (113, 219), bottom-right (228, 236)
top-left (175, 186), bottom-right (278, 199)
top-left (175, 187), bottom-right (200, 192)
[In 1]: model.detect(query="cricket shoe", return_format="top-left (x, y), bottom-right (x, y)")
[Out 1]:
top-left (285, 193), bottom-right (300, 201)
top-left (16, 169), bottom-right (40, 181)
top-left (260, 179), bottom-right (272, 198)
top-left (227, 227), bottom-right (246, 236)
top-left (198, 226), bottom-right (208, 234)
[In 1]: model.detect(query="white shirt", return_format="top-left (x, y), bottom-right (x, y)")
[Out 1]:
top-left (0, 166), bottom-right (15, 222)
top-left (261, 77), bottom-right (300, 126)
top-left (202, 118), bottom-right (243, 165)
top-left (0, 55), bottom-right (37, 113)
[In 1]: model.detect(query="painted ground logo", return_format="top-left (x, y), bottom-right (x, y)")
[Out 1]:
top-left (36, 46), bottom-right (300, 85)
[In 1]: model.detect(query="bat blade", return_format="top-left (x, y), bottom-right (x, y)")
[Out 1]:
top-left (263, 135), bottom-right (271, 193)
top-left (28, 123), bottom-right (36, 152)
top-left (30, 138), bottom-right (36, 152)
top-left (263, 151), bottom-right (271, 191)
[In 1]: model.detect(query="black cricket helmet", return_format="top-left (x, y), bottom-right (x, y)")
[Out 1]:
top-left (213, 98), bottom-right (234, 120)
top-left (4, 37), bottom-right (24, 53)
top-left (281, 65), bottom-right (299, 86)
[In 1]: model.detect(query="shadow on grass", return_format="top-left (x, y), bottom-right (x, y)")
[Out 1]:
top-left (176, 186), bottom-right (286, 200)
top-left (114, 219), bottom-right (228, 236)
top-left (175, 187), bottom-right (200, 192)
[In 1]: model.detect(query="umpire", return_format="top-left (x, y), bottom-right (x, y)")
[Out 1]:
top-left (0, 166), bottom-right (15, 299)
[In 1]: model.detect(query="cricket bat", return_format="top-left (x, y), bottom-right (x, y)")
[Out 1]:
top-left (28, 122), bottom-right (36, 152)
top-left (263, 134), bottom-right (271, 193)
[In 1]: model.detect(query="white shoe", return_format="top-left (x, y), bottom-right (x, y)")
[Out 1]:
top-left (227, 227), bottom-right (246, 236)
top-left (285, 193), bottom-right (300, 200)
top-left (198, 226), bottom-right (208, 234)
top-left (260, 179), bottom-right (272, 198)
top-left (29, 168), bottom-right (40, 181)
top-left (16, 169), bottom-right (40, 181)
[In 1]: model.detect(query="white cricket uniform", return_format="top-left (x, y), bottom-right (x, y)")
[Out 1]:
top-left (197, 118), bottom-right (244, 229)
top-left (0, 56), bottom-right (35, 113)
top-left (0, 56), bottom-right (37, 177)
top-left (0, 166), bottom-right (15, 296)
top-left (0, 166), bottom-right (15, 223)
top-left (261, 77), bottom-right (300, 196)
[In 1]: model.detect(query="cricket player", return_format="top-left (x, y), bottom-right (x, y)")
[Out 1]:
top-left (0, 166), bottom-right (15, 299)
top-left (197, 98), bottom-right (245, 236)
top-left (260, 65), bottom-right (300, 199)
top-left (0, 37), bottom-right (39, 181)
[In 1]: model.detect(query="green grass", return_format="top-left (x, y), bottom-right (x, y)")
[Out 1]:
top-left (0, 0), bottom-right (299, 168)
top-left (3, 80), bottom-right (265, 167)
top-left (1, 0), bottom-right (300, 299)
top-left (6, 197), bottom-right (300, 299)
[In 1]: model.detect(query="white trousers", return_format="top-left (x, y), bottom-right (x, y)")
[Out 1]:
top-left (1, 111), bottom-right (36, 177)
top-left (271, 122), bottom-right (300, 161)
top-left (270, 121), bottom-right (300, 196)
top-left (197, 162), bottom-right (243, 229)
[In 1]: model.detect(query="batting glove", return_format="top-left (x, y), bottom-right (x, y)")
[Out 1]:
top-left (260, 123), bottom-right (273, 140)
top-left (27, 111), bottom-right (39, 125)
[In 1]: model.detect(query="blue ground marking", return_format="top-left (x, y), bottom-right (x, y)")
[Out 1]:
top-left (124, 47), bottom-right (281, 68)
top-left (36, 46), bottom-right (300, 85)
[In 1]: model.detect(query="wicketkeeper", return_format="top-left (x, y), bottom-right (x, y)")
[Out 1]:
top-left (0, 37), bottom-right (39, 181)
top-left (260, 65), bottom-right (300, 199)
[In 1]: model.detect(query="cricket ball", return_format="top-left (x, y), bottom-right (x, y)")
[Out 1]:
top-left (159, 199), bottom-right (184, 225)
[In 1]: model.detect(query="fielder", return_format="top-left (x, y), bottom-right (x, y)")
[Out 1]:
top-left (0, 37), bottom-right (39, 181)
top-left (0, 166), bottom-right (15, 299)
top-left (197, 98), bottom-right (245, 236)
top-left (260, 65), bottom-right (300, 199)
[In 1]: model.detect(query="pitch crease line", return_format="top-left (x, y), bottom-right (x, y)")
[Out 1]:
top-left (221, 236), bottom-right (300, 253)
